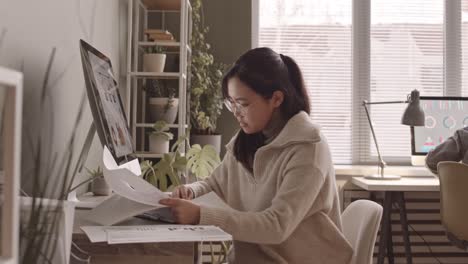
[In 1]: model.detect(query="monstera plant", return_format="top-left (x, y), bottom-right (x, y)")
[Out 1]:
top-left (140, 135), bottom-right (220, 191)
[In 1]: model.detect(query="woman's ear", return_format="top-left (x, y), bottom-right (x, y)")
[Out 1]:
top-left (272, 91), bottom-right (284, 108)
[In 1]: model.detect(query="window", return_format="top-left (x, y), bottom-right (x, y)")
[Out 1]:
top-left (254, 0), bottom-right (466, 164)
top-left (256, 0), bottom-right (353, 163)
top-left (365, 0), bottom-right (443, 163)
top-left (462, 0), bottom-right (468, 96)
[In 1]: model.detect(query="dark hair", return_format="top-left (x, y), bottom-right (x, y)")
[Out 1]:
top-left (221, 47), bottom-right (310, 171)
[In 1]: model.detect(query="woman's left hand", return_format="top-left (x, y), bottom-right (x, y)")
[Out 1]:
top-left (159, 198), bottom-right (201, 224)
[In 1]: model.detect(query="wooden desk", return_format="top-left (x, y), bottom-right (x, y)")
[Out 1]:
top-left (72, 210), bottom-right (199, 264)
top-left (351, 176), bottom-right (440, 264)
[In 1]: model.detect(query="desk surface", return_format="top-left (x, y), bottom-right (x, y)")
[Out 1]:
top-left (335, 165), bottom-right (433, 177)
top-left (72, 210), bottom-right (197, 264)
top-left (351, 176), bottom-right (440, 192)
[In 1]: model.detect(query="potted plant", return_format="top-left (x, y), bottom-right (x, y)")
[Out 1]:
top-left (20, 48), bottom-right (80, 264)
top-left (86, 166), bottom-right (111, 196)
top-left (189, 0), bottom-right (226, 153)
top-left (145, 79), bottom-right (179, 124)
top-left (149, 120), bottom-right (174, 154)
top-left (140, 135), bottom-right (221, 191)
top-left (143, 45), bottom-right (166, 72)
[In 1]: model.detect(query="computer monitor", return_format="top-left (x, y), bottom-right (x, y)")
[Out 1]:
top-left (411, 96), bottom-right (468, 165)
top-left (79, 39), bottom-right (133, 163)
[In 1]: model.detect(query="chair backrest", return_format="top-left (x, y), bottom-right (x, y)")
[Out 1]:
top-left (437, 161), bottom-right (468, 250)
top-left (342, 199), bottom-right (383, 264)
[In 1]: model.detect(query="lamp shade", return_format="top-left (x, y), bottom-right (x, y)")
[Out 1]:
top-left (401, 89), bottom-right (425, 126)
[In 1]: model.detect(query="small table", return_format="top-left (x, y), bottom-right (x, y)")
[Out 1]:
top-left (351, 176), bottom-right (440, 264)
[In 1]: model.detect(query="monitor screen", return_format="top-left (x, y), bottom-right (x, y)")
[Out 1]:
top-left (411, 96), bottom-right (468, 157)
top-left (79, 40), bottom-right (133, 161)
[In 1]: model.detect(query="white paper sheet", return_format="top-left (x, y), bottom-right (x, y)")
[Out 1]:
top-left (84, 147), bottom-right (232, 226)
top-left (106, 225), bottom-right (232, 244)
top-left (81, 226), bottom-right (107, 243)
top-left (102, 146), bottom-right (168, 206)
top-left (84, 147), bottom-right (169, 225)
top-left (102, 147), bottom-right (141, 176)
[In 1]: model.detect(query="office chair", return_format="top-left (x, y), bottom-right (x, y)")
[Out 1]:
top-left (341, 199), bottom-right (383, 264)
top-left (437, 161), bottom-right (468, 250)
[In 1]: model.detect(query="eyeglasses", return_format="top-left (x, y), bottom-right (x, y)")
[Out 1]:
top-left (224, 99), bottom-right (247, 115)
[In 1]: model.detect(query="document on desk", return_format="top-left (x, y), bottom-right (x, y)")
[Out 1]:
top-left (81, 225), bottom-right (232, 244)
top-left (84, 147), bottom-right (230, 226)
top-left (83, 147), bottom-right (170, 226)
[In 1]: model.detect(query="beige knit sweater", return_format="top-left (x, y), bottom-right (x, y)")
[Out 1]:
top-left (187, 112), bottom-right (353, 264)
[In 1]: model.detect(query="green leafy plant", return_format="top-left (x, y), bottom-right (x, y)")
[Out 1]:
top-left (144, 80), bottom-right (176, 113)
top-left (144, 80), bottom-right (175, 98)
top-left (140, 134), bottom-right (221, 191)
top-left (186, 143), bottom-right (220, 180)
top-left (86, 166), bottom-right (103, 177)
top-left (67, 166), bottom-right (104, 193)
top-left (190, 0), bottom-right (226, 135)
top-left (145, 45), bottom-right (166, 54)
top-left (150, 120), bottom-right (174, 141)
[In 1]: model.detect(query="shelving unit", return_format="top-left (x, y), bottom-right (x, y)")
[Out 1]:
top-left (126, 0), bottom-right (192, 159)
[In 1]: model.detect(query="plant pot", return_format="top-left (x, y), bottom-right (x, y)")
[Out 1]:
top-left (143, 53), bottom-right (166, 72)
top-left (91, 176), bottom-right (112, 196)
top-left (148, 97), bottom-right (179, 124)
top-left (191, 134), bottom-right (222, 154)
top-left (149, 134), bottom-right (170, 153)
top-left (20, 197), bottom-right (75, 264)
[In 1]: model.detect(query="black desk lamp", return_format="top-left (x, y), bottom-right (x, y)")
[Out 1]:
top-left (362, 89), bottom-right (425, 180)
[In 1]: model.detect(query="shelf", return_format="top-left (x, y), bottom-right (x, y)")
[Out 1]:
top-left (138, 42), bottom-right (190, 55)
top-left (134, 152), bottom-right (164, 158)
top-left (129, 72), bottom-right (181, 79)
top-left (141, 0), bottom-right (181, 11)
top-left (129, 0), bottom-right (190, 159)
top-left (136, 123), bottom-right (188, 128)
top-left (139, 41), bottom-right (180, 47)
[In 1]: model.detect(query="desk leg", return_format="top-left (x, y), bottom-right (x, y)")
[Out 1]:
top-left (194, 242), bottom-right (202, 264)
top-left (387, 211), bottom-right (395, 264)
top-left (396, 191), bottom-right (413, 264)
top-left (378, 192), bottom-right (393, 264)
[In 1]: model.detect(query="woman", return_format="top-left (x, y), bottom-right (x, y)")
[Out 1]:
top-left (159, 47), bottom-right (353, 264)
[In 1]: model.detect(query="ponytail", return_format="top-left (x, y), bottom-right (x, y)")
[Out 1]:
top-left (279, 54), bottom-right (310, 115)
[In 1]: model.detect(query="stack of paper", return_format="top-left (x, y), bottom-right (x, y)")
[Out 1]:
top-left (81, 225), bottom-right (232, 244)
top-left (81, 147), bottom-right (233, 246)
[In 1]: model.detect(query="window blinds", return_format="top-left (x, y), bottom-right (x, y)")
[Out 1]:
top-left (363, 0), bottom-right (444, 162)
top-left (462, 0), bottom-right (468, 96)
top-left (258, 0), bottom-right (353, 164)
top-left (257, 0), bottom-right (464, 164)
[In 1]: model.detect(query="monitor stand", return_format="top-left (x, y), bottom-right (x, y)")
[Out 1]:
top-left (73, 123), bottom-right (96, 176)
top-left (411, 155), bottom-right (426, 166)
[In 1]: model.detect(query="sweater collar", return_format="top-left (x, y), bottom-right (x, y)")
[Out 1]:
top-left (262, 109), bottom-right (288, 145)
top-left (226, 111), bottom-right (321, 152)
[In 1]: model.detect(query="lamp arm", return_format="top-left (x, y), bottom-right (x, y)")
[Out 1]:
top-left (362, 101), bottom-right (386, 177)
top-left (364, 100), bottom-right (408, 105)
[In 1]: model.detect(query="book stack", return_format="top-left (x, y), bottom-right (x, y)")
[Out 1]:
top-left (144, 29), bottom-right (175, 42)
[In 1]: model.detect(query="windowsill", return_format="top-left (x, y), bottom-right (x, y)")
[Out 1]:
top-left (334, 164), bottom-right (434, 177)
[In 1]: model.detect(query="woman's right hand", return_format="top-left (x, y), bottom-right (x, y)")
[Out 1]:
top-left (171, 185), bottom-right (194, 200)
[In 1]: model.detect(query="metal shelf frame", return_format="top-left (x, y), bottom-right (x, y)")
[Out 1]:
top-left (125, 0), bottom-right (192, 159)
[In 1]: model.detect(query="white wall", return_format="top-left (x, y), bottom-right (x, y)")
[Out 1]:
top-left (0, 0), bottom-right (127, 195)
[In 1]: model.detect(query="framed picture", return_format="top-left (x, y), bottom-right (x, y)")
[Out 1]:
top-left (0, 66), bottom-right (22, 264)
